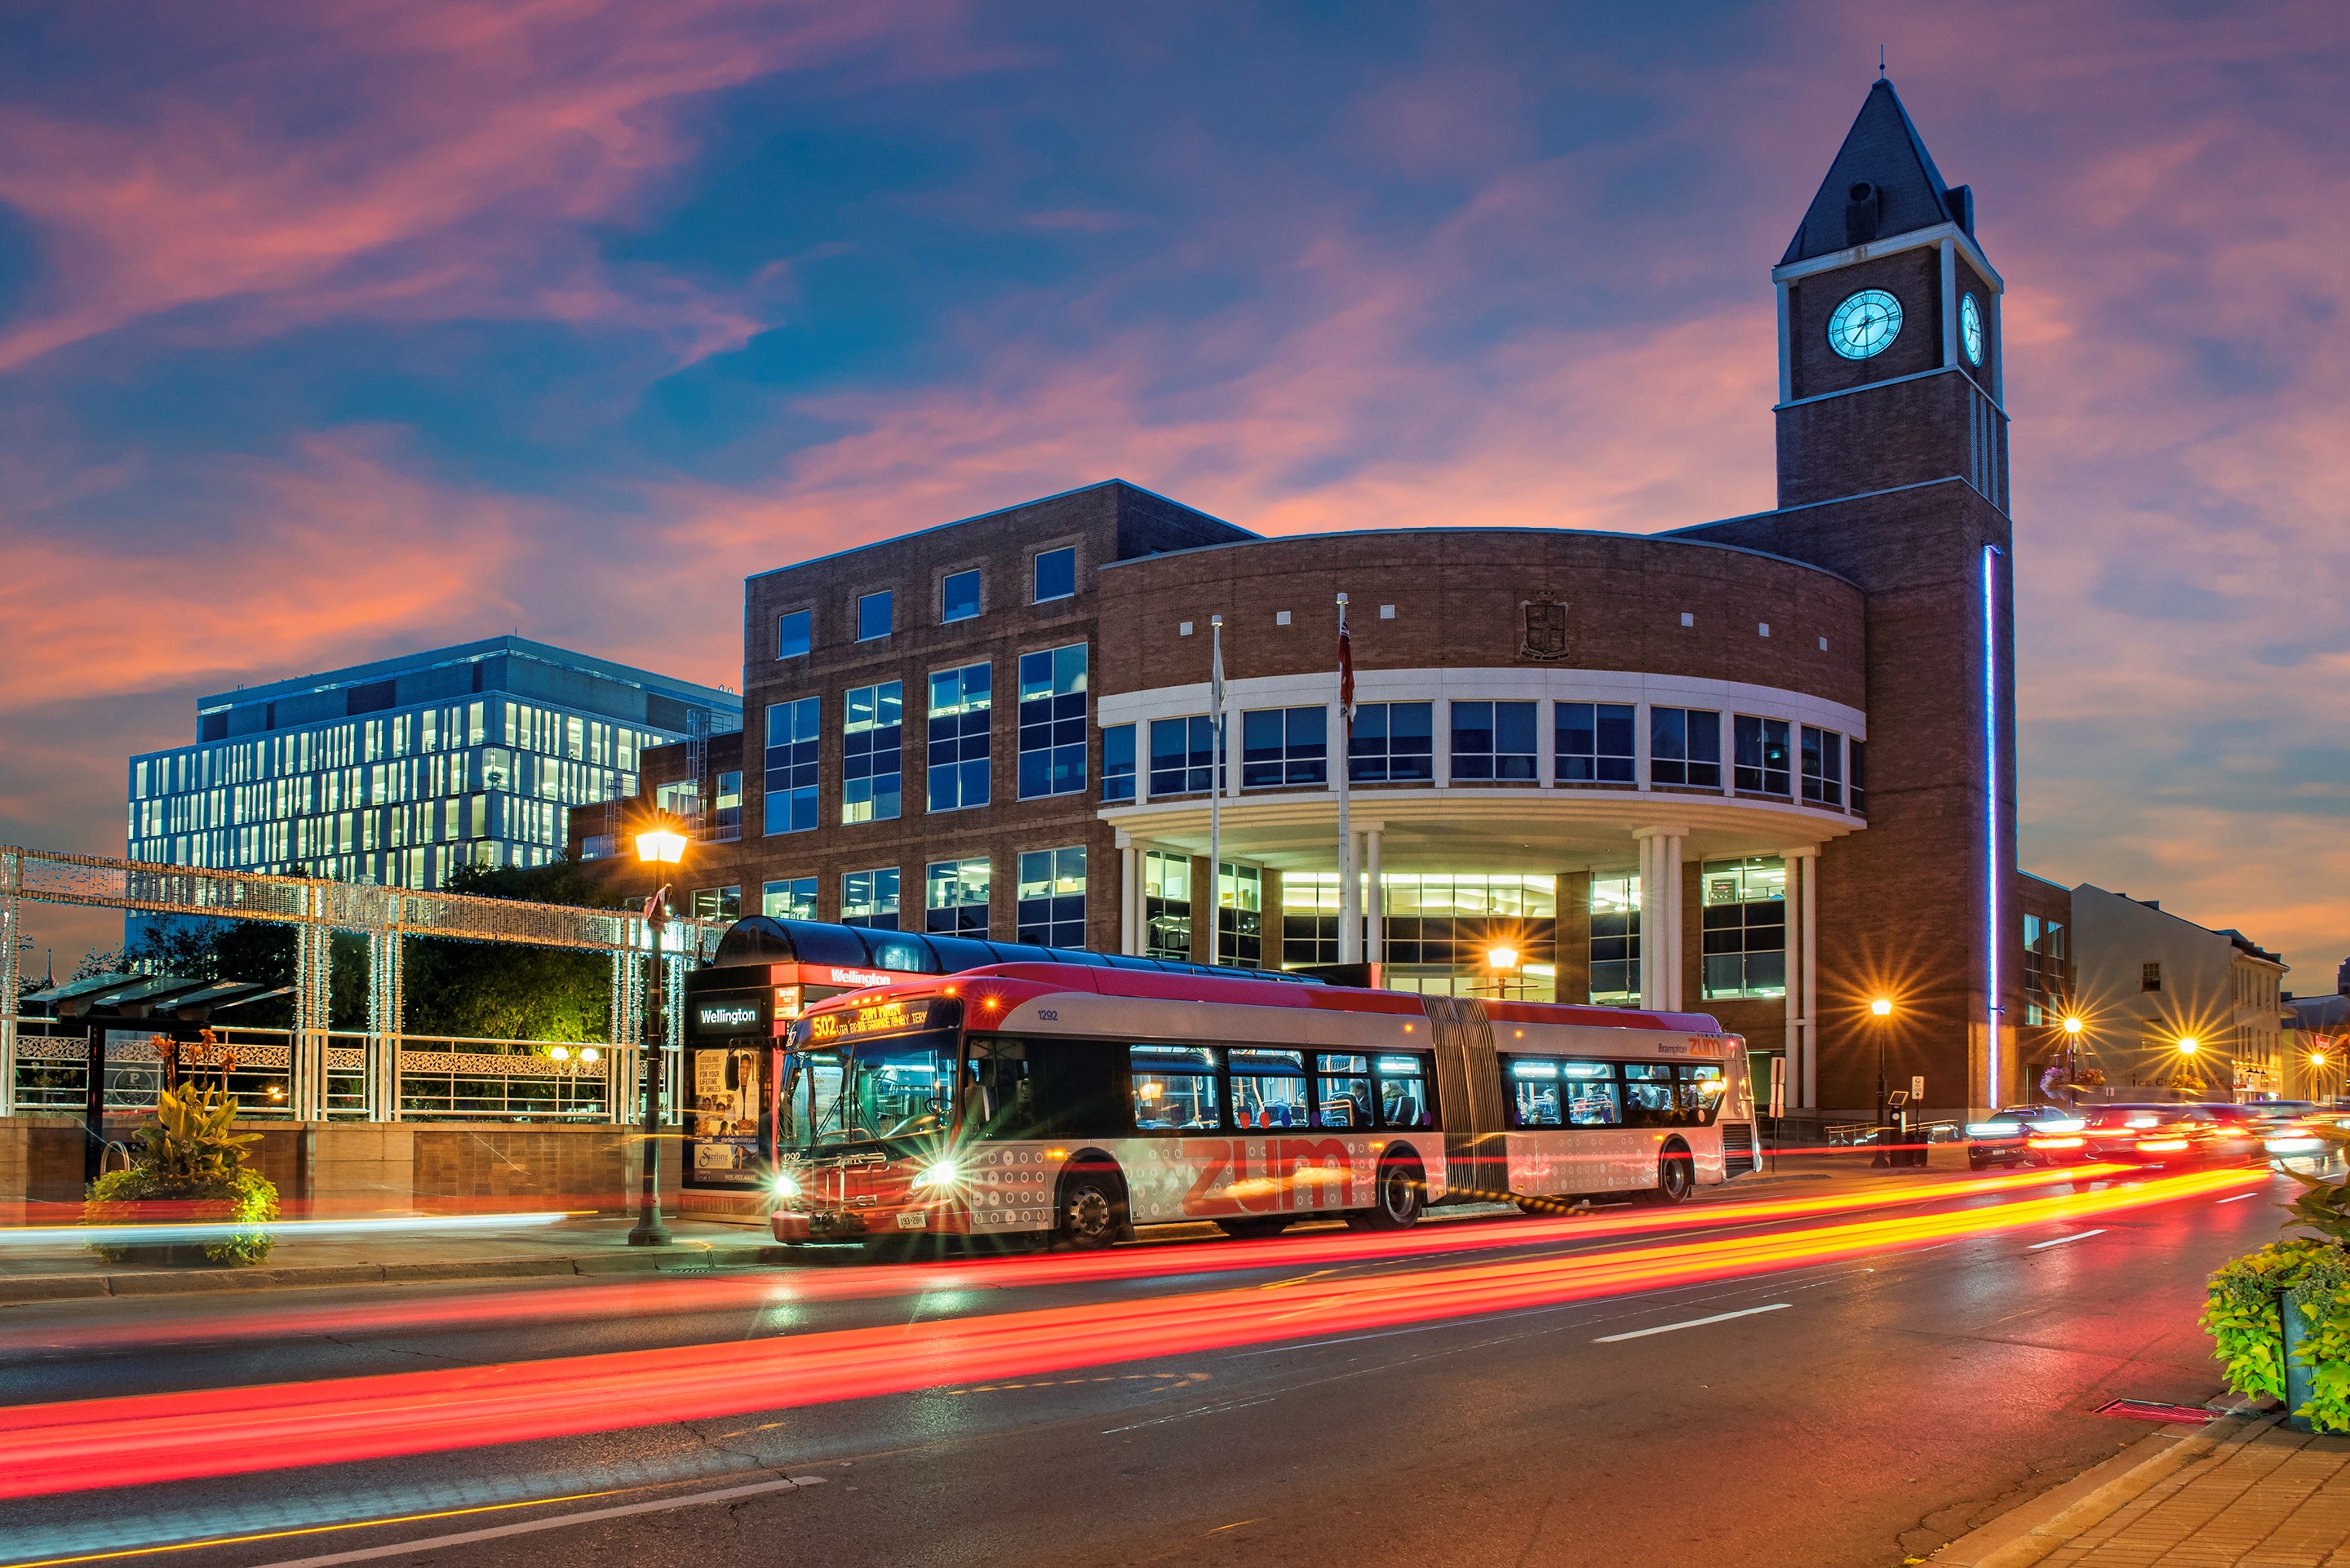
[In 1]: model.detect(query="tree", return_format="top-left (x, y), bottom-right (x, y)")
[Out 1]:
top-left (400, 859), bottom-right (621, 1043)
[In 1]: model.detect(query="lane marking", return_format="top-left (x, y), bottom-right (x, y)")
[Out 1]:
top-left (2029, 1229), bottom-right (2108, 1250)
top-left (2218, 1194), bottom-right (2261, 1204)
top-left (1592, 1303), bottom-right (1790, 1342)
top-left (238, 1475), bottom-right (827, 1568)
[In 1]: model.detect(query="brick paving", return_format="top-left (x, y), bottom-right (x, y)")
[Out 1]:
top-left (2037, 1422), bottom-right (2350, 1568)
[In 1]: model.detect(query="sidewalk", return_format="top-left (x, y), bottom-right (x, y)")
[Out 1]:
top-left (0, 1214), bottom-right (790, 1304)
top-left (1931, 1411), bottom-right (2350, 1568)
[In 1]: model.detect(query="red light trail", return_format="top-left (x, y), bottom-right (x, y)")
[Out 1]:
top-left (0, 1165), bottom-right (2261, 1500)
top-left (0, 1160), bottom-right (2136, 1359)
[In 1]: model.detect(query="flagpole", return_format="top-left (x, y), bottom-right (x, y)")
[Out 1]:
top-left (1208, 613), bottom-right (1224, 966)
top-left (1336, 593), bottom-right (1356, 966)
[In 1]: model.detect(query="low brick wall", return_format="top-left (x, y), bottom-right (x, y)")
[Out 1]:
top-left (0, 1115), bottom-right (84, 1212)
top-left (410, 1125), bottom-right (642, 1214)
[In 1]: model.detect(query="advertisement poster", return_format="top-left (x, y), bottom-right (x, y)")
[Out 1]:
top-left (685, 1045), bottom-right (765, 1188)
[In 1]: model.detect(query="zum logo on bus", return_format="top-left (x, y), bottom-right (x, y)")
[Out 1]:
top-left (1180, 1138), bottom-right (1355, 1216)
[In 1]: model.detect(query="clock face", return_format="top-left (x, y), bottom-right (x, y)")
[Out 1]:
top-left (1961, 292), bottom-right (1984, 367)
top-left (1827, 289), bottom-right (1902, 360)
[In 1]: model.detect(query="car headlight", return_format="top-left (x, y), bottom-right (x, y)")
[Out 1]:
top-left (771, 1171), bottom-right (801, 1199)
top-left (911, 1158), bottom-right (959, 1190)
top-left (1967, 1122), bottom-right (2021, 1137)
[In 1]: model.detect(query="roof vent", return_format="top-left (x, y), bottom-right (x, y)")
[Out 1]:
top-left (1844, 181), bottom-right (1881, 246)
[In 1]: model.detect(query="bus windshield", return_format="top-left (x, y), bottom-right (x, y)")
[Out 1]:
top-left (810, 1030), bottom-right (958, 1145)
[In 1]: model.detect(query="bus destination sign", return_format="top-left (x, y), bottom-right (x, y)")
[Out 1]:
top-left (807, 996), bottom-right (953, 1044)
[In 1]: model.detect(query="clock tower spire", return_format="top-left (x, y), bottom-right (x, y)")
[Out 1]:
top-left (1771, 78), bottom-right (2005, 512)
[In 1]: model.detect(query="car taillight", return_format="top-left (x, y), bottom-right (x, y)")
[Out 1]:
top-left (2135, 1137), bottom-right (2190, 1153)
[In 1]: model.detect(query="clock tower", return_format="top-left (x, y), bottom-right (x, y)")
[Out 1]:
top-left (1677, 78), bottom-right (2021, 1116)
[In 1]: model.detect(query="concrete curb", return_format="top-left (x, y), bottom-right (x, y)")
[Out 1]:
top-left (0, 1245), bottom-right (794, 1304)
top-left (1927, 1409), bottom-right (2276, 1567)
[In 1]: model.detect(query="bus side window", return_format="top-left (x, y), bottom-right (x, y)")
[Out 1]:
top-left (1508, 1059), bottom-right (1562, 1128)
top-left (964, 1039), bottom-right (1031, 1137)
top-left (1374, 1055), bottom-right (1433, 1129)
top-left (1229, 1047), bottom-right (1310, 1130)
top-left (1621, 1063), bottom-right (1678, 1127)
top-left (1561, 1061), bottom-right (1621, 1127)
top-left (1314, 1054), bottom-right (1372, 1129)
top-left (1130, 1044), bottom-right (1222, 1133)
top-left (1677, 1065), bottom-right (1725, 1125)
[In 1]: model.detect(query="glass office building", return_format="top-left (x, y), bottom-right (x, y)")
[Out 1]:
top-left (126, 637), bottom-right (740, 890)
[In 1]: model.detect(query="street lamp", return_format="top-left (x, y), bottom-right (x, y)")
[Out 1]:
top-left (1487, 944), bottom-right (1521, 999)
top-left (629, 819), bottom-right (687, 1247)
top-left (1869, 998), bottom-right (1894, 1169)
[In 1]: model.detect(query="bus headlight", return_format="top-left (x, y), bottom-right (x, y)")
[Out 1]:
top-left (771, 1171), bottom-right (801, 1200)
top-left (911, 1159), bottom-right (959, 1191)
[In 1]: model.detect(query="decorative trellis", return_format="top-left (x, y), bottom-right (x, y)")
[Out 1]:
top-left (2, 846), bottom-right (727, 1123)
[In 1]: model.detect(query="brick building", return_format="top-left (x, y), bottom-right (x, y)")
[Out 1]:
top-left (582, 80), bottom-right (2071, 1120)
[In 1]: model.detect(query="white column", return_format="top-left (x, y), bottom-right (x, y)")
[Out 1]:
top-left (1635, 831), bottom-right (1658, 1011)
top-left (1661, 833), bottom-right (1684, 1010)
top-left (1118, 834), bottom-right (1140, 956)
top-left (1634, 826), bottom-right (1689, 1012)
top-left (1785, 845), bottom-right (1820, 1109)
top-left (1364, 826), bottom-right (1384, 966)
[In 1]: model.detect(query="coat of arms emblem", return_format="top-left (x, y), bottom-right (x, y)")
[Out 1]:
top-left (1521, 600), bottom-right (1570, 661)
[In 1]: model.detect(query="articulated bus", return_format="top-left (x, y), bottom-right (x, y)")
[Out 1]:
top-left (769, 963), bottom-right (1754, 1249)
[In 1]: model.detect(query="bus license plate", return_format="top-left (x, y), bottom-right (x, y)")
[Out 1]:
top-left (895, 1211), bottom-right (929, 1230)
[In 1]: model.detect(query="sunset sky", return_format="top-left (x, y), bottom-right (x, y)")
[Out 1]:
top-left (2, 2), bottom-right (2345, 979)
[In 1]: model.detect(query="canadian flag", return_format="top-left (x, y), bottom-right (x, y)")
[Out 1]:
top-left (1337, 607), bottom-right (1355, 720)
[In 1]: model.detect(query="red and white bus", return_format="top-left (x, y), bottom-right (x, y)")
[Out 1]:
top-left (769, 963), bottom-right (1754, 1248)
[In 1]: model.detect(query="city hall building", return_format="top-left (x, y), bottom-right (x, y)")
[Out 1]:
top-left (613, 82), bottom-right (2051, 1119)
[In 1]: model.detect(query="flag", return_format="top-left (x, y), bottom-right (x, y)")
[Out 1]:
top-left (1210, 619), bottom-right (1226, 720)
top-left (1337, 606), bottom-right (1355, 720)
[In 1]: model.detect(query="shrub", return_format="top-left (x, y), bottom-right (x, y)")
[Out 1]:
top-left (2205, 1127), bottom-right (2350, 1430)
top-left (86, 1165), bottom-right (279, 1265)
top-left (82, 1079), bottom-right (278, 1266)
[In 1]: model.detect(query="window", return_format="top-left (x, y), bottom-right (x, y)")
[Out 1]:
top-left (762, 877), bottom-right (816, 920)
top-left (688, 886), bottom-right (742, 921)
top-left (1849, 740), bottom-right (1866, 815)
top-left (761, 698), bottom-right (819, 835)
top-left (1230, 1048), bottom-right (1310, 1130)
top-left (1130, 1044), bottom-right (1219, 1132)
top-left (1801, 725), bottom-right (1843, 807)
top-left (941, 569), bottom-right (982, 624)
top-left (1017, 846), bottom-right (1088, 948)
top-left (712, 770), bottom-right (743, 840)
top-left (1315, 1053), bottom-right (1375, 1129)
top-left (1218, 862), bottom-right (1262, 968)
top-left (1590, 875), bottom-right (1641, 1005)
top-left (1508, 1059), bottom-right (1623, 1128)
top-left (1376, 1053), bottom-right (1434, 1128)
top-left (2024, 914), bottom-right (2069, 1025)
top-left (1452, 700), bottom-right (1537, 782)
top-left (1018, 644), bottom-right (1088, 799)
top-left (1649, 707), bottom-right (1722, 789)
top-left (841, 869), bottom-right (900, 930)
top-left (777, 609), bottom-right (811, 660)
top-left (1621, 1063), bottom-right (1723, 1128)
top-left (1349, 702), bottom-right (1434, 783)
top-left (926, 857), bottom-right (991, 936)
top-left (1700, 857), bottom-right (1786, 999)
top-left (854, 591), bottom-right (892, 642)
top-left (1145, 850), bottom-right (1191, 961)
top-left (1102, 723), bottom-right (1136, 803)
top-left (843, 682), bottom-right (902, 824)
top-left (2142, 962), bottom-right (2162, 994)
top-left (1150, 715), bottom-right (1218, 796)
top-left (1510, 1058), bottom-right (1563, 1127)
top-left (927, 664), bottom-right (991, 812)
top-left (1733, 715), bottom-right (1791, 796)
top-left (1241, 706), bottom-right (1327, 788)
top-left (1034, 546), bottom-right (1076, 604)
top-left (1556, 702), bottom-right (1635, 785)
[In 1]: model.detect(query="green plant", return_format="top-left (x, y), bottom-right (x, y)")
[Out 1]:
top-left (82, 1079), bottom-right (277, 1266)
top-left (2204, 1127), bottom-right (2350, 1433)
top-left (2205, 1241), bottom-right (2308, 1403)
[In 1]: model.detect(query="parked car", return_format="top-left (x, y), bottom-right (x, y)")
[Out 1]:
top-left (1965, 1105), bottom-right (2086, 1171)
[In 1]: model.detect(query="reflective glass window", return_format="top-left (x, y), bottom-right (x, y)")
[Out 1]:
top-left (1555, 702), bottom-right (1635, 784)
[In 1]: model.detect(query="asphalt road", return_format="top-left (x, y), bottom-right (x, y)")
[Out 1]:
top-left (0, 1165), bottom-right (2295, 1568)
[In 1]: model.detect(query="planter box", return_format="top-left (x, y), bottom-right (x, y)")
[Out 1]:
top-left (2285, 1287), bottom-right (2321, 1433)
top-left (109, 1244), bottom-right (230, 1269)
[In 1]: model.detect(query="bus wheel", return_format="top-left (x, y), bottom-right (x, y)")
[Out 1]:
top-left (1055, 1161), bottom-right (1128, 1250)
top-left (1215, 1216), bottom-right (1291, 1238)
top-left (1636, 1147), bottom-right (1696, 1207)
top-left (1350, 1158), bottom-right (1425, 1230)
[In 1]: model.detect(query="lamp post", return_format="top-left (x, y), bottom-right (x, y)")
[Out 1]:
top-left (1487, 943), bottom-right (1522, 1002)
top-left (1869, 997), bottom-right (1893, 1169)
top-left (2175, 1035), bottom-right (2201, 1100)
top-left (629, 821), bottom-right (687, 1247)
top-left (2060, 1014), bottom-right (2084, 1105)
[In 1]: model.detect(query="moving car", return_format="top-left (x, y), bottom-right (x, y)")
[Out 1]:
top-left (2036, 1103), bottom-right (2263, 1169)
top-left (1965, 1105), bottom-right (2086, 1171)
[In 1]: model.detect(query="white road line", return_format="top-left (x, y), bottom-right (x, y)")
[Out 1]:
top-left (246, 1475), bottom-right (827, 1567)
top-left (2029, 1229), bottom-right (2108, 1250)
top-left (2218, 1193), bottom-right (2261, 1203)
top-left (1592, 1303), bottom-right (1790, 1343)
